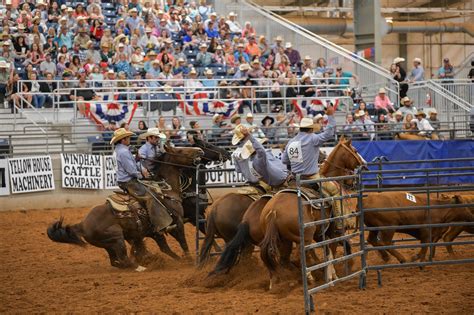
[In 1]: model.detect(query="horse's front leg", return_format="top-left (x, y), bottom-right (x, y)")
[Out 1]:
top-left (169, 217), bottom-right (191, 259)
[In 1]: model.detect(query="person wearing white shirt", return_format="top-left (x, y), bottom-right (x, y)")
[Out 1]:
top-left (242, 113), bottom-right (265, 139)
top-left (226, 12), bottom-right (242, 34)
top-left (139, 27), bottom-right (159, 50)
top-left (414, 111), bottom-right (434, 136)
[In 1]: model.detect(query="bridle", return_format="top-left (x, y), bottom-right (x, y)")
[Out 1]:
top-left (322, 142), bottom-right (365, 175)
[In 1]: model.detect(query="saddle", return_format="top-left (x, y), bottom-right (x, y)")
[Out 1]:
top-left (237, 182), bottom-right (272, 201)
top-left (277, 187), bottom-right (328, 210)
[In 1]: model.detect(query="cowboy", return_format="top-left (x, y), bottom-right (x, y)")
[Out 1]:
top-left (112, 128), bottom-right (173, 234)
top-left (138, 128), bottom-right (167, 173)
top-left (399, 96), bottom-right (417, 116)
top-left (282, 105), bottom-right (345, 234)
top-left (414, 111), bottom-right (434, 137)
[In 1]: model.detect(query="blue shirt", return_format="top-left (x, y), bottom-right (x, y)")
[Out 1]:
top-left (410, 66), bottom-right (424, 82)
top-left (234, 51), bottom-right (250, 64)
top-left (282, 116), bottom-right (336, 175)
top-left (248, 135), bottom-right (288, 186)
top-left (115, 143), bottom-right (142, 182)
top-left (139, 141), bottom-right (158, 171)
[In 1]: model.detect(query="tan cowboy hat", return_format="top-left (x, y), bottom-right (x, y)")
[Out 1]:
top-left (232, 124), bottom-right (246, 145)
top-left (429, 108), bottom-right (438, 115)
top-left (212, 113), bottom-right (220, 122)
top-left (301, 73), bottom-right (311, 81)
top-left (228, 11), bottom-right (237, 17)
top-left (236, 42), bottom-right (244, 48)
top-left (246, 112), bottom-right (253, 118)
top-left (394, 111), bottom-right (403, 117)
top-left (145, 27), bottom-right (152, 33)
top-left (401, 96), bottom-right (413, 104)
top-left (415, 110), bottom-right (426, 117)
top-left (0, 60), bottom-right (10, 68)
top-left (138, 127), bottom-right (166, 140)
top-left (299, 117), bottom-right (317, 129)
top-left (378, 87), bottom-right (386, 94)
top-left (304, 55), bottom-right (312, 60)
top-left (189, 68), bottom-right (197, 75)
top-left (354, 110), bottom-right (366, 117)
top-left (314, 113), bottom-right (323, 122)
top-left (285, 42), bottom-right (292, 49)
top-left (128, 8), bottom-right (138, 13)
top-left (163, 84), bottom-right (173, 93)
top-left (275, 35), bottom-right (283, 41)
top-left (241, 138), bottom-right (267, 160)
top-left (393, 57), bottom-right (405, 64)
top-left (204, 68), bottom-right (213, 76)
top-left (110, 128), bottom-right (135, 144)
top-left (230, 115), bottom-right (241, 124)
top-left (251, 59), bottom-right (260, 65)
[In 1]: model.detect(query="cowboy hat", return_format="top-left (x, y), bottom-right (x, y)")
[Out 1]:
top-left (204, 68), bottom-right (213, 76)
top-left (429, 108), bottom-right (438, 115)
top-left (275, 35), bottom-right (283, 41)
top-left (413, 57), bottom-right (422, 64)
top-left (415, 110), bottom-right (426, 117)
top-left (394, 111), bottom-right (403, 117)
top-left (246, 112), bottom-right (253, 118)
top-left (241, 138), bottom-right (268, 160)
top-left (212, 113), bottom-right (221, 122)
top-left (232, 124), bottom-right (246, 145)
top-left (301, 73), bottom-right (311, 81)
top-left (199, 42), bottom-right (207, 48)
top-left (314, 113), bottom-right (323, 122)
top-left (261, 115), bottom-right (274, 125)
top-left (145, 27), bottom-right (152, 33)
top-left (128, 8), bottom-right (138, 13)
top-left (236, 42), bottom-right (244, 48)
top-left (393, 57), bottom-right (405, 64)
top-left (251, 59), bottom-right (260, 65)
top-left (110, 128), bottom-right (135, 144)
top-left (163, 84), bottom-right (173, 93)
top-left (239, 63), bottom-right (250, 71)
top-left (0, 60), bottom-right (10, 68)
top-left (299, 117), bottom-right (317, 129)
top-left (378, 87), bottom-right (386, 94)
top-left (230, 115), bottom-right (241, 124)
top-left (354, 110), bottom-right (366, 117)
top-left (228, 12), bottom-right (237, 17)
top-left (304, 55), bottom-right (312, 60)
top-left (401, 96), bottom-right (413, 104)
top-left (138, 127), bottom-right (166, 140)
top-left (189, 68), bottom-right (197, 75)
top-left (285, 42), bottom-right (292, 49)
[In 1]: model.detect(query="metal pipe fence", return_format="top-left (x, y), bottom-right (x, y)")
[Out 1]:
top-left (296, 157), bottom-right (474, 313)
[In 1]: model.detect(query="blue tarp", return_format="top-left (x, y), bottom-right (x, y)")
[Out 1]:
top-left (352, 140), bottom-right (474, 185)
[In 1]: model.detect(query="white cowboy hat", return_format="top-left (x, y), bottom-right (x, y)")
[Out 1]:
top-left (301, 74), bottom-right (311, 81)
top-left (393, 57), bottom-right (405, 64)
top-left (354, 110), bottom-right (366, 117)
top-left (232, 124), bottom-right (246, 145)
top-left (138, 127), bottom-right (166, 140)
top-left (401, 96), bottom-right (413, 104)
top-left (394, 111), bottom-right (403, 117)
top-left (285, 42), bottom-right (292, 49)
top-left (212, 114), bottom-right (220, 122)
top-left (237, 42), bottom-right (245, 48)
top-left (413, 57), bottom-right (422, 64)
top-left (378, 87), bottom-right (386, 94)
top-left (189, 68), bottom-right (197, 75)
top-left (241, 138), bottom-right (267, 160)
top-left (299, 117), bottom-right (317, 129)
top-left (304, 55), bottom-right (312, 60)
top-left (429, 108), bottom-right (438, 115)
top-left (228, 12), bottom-right (237, 17)
top-left (204, 68), bottom-right (213, 75)
top-left (275, 35), bottom-right (283, 41)
top-left (110, 128), bottom-right (135, 144)
top-left (145, 27), bottom-right (152, 33)
top-left (239, 63), bottom-right (250, 71)
top-left (246, 112), bottom-right (253, 118)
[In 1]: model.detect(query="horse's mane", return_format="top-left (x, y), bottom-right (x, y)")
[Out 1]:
top-left (319, 140), bottom-right (344, 176)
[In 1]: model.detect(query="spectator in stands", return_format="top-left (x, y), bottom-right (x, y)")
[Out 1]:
top-left (427, 109), bottom-right (440, 130)
top-left (196, 42), bottom-right (213, 67)
top-left (271, 35), bottom-right (284, 54)
top-left (189, 120), bottom-right (203, 139)
top-left (391, 111), bottom-right (404, 133)
top-left (0, 60), bottom-right (12, 105)
top-left (185, 68), bottom-right (204, 91)
top-left (301, 55), bottom-right (315, 78)
top-left (245, 35), bottom-right (261, 58)
top-left (168, 116), bottom-right (187, 142)
top-left (299, 74), bottom-right (316, 97)
top-left (201, 69), bottom-right (217, 88)
top-left (354, 110), bottom-right (375, 141)
top-left (39, 72), bottom-right (56, 107)
top-left (136, 120), bottom-right (148, 135)
top-left (243, 112), bottom-right (265, 139)
top-left (468, 60), bottom-right (474, 82)
top-left (374, 87), bottom-right (395, 115)
top-left (437, 57), bottom-right (454, 82)
top-left (392, 57), bottom-right (408, 99)
top-left (402, 113), bottom-right (415, 131)
top-left (24, 72), bottom-right (46, 108)
top-left (210, 114), bottom-right (227, 140)
top-left (226, 12), bottom-right (242, 34)
top-left (284, 42), bottom-right (300, 66)
top-left (399, 96), bottom-right (417, 116)
top-left (234, 42), bottom-right (250, 64)
top-left (240, 78), bottom-right (262, 113)
top-left (258, 36), bottom-right (271, 59)
top-left (377, 114), bottom-right (392, 140)
top-left (156, 116), bottom-right (168, 133)
top-left (409, 58), bottom-right (424, 82)
top-left (248, 59), bottom-right (264, 79)
top-left (315, 58), bottom-right (327, 79)
top-left (231, 115), bottom-right (241, 127)
top-left (414, 111), bottom-right (434, 137)
top-left (332, 66), bottom-right (359, 93)
top-left (343, 113), bottom-right (358, 136)
top-left (234, 63), bottom-right (250, 80)
top-left (242, 21), bottom-right (256, 38)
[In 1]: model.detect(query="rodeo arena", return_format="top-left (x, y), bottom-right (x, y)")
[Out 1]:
top-left (1, 0), bottom-right (474, 313)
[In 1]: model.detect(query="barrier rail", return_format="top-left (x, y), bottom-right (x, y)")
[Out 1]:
top-left (296, 157), bottom-right (474, 313)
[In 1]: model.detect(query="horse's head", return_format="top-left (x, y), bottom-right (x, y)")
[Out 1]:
top-left (163, 142), bottom-right (204, 166)
top-left (193, 136), bottom-right (231, 165)
top-left (320, 136), bottom-right (366, 182)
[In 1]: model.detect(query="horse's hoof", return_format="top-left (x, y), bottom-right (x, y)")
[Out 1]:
top-left (135, 265), bottom-right (147, 272)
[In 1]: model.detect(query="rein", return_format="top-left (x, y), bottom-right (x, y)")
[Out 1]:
top-left (321, 142), bottom-right (363, 176)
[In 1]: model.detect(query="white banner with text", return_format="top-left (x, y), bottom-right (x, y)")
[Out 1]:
top-left (61, 154), bottom-right (103, 189)
top-left (8, 156), bottom-right (55, 194)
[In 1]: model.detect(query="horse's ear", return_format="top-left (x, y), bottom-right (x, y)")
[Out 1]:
top-left (164, 141), bottom-right (172, 152)
top-left (346, 138), bottom-right (352, 145)
top-left (339, 135), bottom-right (345, 143)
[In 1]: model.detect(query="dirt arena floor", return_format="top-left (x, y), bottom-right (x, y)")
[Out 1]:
top-left (1, 205), bottom-right (473, 314)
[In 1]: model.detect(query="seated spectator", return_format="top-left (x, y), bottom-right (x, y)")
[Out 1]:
top-left (377, 114), bottom-right (392, 140)
top-left (259, 36), bottom-right (271, 59)
top-left (39, 72), bottom-right (57, 107)
top-left (414, 111), bottom-right (435, 137)
top-left (168, 116), bottom-right (187, 142)
top-left (234, 63), bottom-right (250, 80)
top-left (399, 96), bottom-right (417, 116)
top-left (185, 68), bottom-right (204, 91)
top-left (245, 36), bottom-right (261, 58)
top-left (226, 12), bottom-right (242, 34)
top-left (354, 110), bottom-right (375, 141)
top-left (201, 69), bottom-right (217, 88)
top-left (427, 109), bottom-right (440, 130)
top-left (374, 87), bottom-right (395, 115)
top-left (242, 112), bottom-right (265, 138)
top-left (299, 74), bottom-right (316, 97)
top-left (301, 55), bottom-right (315, 78)
top-left (332, 66), bottom-right (359, 94)
top-left (234, 42), bottom-right (250, 64)
top-left (39, 53), bottom-right (56, 76)
top-left (402, 113), bottom-right (415, 131)
top-left (239, 78), bottom-right (262, 113)
top-left (248, 59), bottom-right (264, 79)
top-left (196, 42), bottom-right (213, 67)
top-left (390, 111), bottom-right (404, 133)
top-left (147, 59), bottom-right (161, 78)
top-left (284, 42), bottom-right (301, 66)
top-left (70, 70), bottom-right (96, 101)
top-left (261, 115), bottom-right (275, 139)
top-left (315, 57), bottom-right (327, 79)
top-left (242, 21), bottom-right (256, 38)
top-left (24, 72), bottom-right (46, 108)
top-left (343, 113), bottom-right (358, 137)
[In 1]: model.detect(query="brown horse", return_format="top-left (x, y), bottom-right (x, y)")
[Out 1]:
top-left (442, 194), bottom-right (474, 256)
top-left (363, 192), bottom-right (474, 263)
top-left (47, 146), bottom-right (204, 269)
top-left (259, 137), bottom-right (366, 288)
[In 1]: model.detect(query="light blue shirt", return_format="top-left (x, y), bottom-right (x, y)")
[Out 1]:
top-left (282, 116), bottom-right (336, 175)
top-left (410, 66), bottom-right (424, 82)
top-left (138, 141), bottom-right (160, 171)
top-left (248, 135), bottom-right (288, 186)
top-left (115, 143), bottom-right (142, 182)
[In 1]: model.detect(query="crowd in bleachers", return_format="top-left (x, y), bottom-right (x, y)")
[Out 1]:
top-left (0, 0), bottom-right (460, 146)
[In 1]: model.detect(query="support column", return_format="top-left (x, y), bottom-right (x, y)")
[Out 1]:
top-left (353, 0), bottom-right (382, 64)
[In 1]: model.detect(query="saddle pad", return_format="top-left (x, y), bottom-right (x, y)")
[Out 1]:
top-left (106, 193), bottom-right (141, 213)
top-left (237, 186), bottom-right (263, 201)
top-left (278, 187), bottom-right (324, 208)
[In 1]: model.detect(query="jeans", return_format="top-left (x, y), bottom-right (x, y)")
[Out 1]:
top-left (32, 94), bottom-right (46, 108)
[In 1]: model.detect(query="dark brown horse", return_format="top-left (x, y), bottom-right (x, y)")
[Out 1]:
top-left (211, 137), bottom-right (365, 275)
top-left (47, 146), bottom-right (204, 269)
top-left (259, 138), bottom-right (366, 288)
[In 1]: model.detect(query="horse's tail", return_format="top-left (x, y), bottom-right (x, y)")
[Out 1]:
top-left (211, 222), bottom-right (252, 275)
top-left (198, 205), bottom-right (218, 268)
top-left (259, 212), bottom-right (280, 273)
top-left (47, 217), bottom-right (86, 246)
